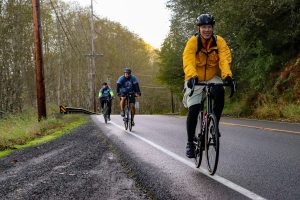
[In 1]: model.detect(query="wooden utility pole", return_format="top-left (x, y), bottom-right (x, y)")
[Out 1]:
top-left (56, 18), bottom-right (62, 106)
top-left (90, 0), bottom-right (96, 112)
top-left (32, 0), bottom-right (47, 121)
top-left (88, 0), bottom-right (103, 112)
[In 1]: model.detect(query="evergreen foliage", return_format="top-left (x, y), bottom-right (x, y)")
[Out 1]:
top-left (159, 0), bottom-right (300, 95)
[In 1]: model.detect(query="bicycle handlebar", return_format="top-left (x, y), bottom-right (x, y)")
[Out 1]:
top-left (125, 92), bottom-right (140, 98)
top-left (189, 79), bottom-right (236, 98)
top-left (100, 97), bottom-right (113, 101)
top-left (117, 92), bottom-right (140, 98)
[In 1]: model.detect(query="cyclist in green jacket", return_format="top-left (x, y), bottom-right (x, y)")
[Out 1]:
top-left (99, 82), bottom-right (114, 121)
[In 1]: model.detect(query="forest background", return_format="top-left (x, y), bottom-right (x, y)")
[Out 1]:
top-left (0, 0), bottom-right (299, 121)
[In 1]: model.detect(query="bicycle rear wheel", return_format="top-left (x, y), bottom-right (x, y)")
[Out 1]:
top-left (194, 112), bottom-right (204, 168)
top-left (194, 135), bottom-right (204, 168)
top-left (205, 113), bottom-right (219, 175)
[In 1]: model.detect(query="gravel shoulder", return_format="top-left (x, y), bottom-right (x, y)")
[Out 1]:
top-left (0, 119), bottom-right (150, 200)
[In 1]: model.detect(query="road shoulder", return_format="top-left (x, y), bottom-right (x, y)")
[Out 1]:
top-left (0, 119), bottom-right (150, 199)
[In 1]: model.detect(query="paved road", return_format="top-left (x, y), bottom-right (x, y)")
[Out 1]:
top-left (93, 115), bottom-right (300, 200)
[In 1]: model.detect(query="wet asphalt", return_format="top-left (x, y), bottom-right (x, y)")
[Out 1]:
top-left (93, 114), bottom-right (300, 200)
top-left (0, 115), bottom-right (299, 200)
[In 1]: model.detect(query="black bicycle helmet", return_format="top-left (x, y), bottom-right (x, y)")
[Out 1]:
top-left (124, 67), bottom-right (131, 74)
top-left (102, 82), bottom-right (107, 86)
top-left (196, 14), bottom-right (215, 26)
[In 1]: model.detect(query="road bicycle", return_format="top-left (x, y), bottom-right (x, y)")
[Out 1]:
top-left (123, 92), bottom-right (136, 131)
top-left (102, 97), bottom-right (112, 124)
top-left (190, 80), bottom-right (235, 175)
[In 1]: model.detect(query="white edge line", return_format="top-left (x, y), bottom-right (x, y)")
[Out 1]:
top-left (106, 119), bottom-right (266, 200)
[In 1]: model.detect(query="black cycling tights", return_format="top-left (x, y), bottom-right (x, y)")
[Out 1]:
top-left (186, 85), bottom-right (224, 143)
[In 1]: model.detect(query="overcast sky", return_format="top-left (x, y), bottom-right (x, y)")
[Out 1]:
top-left (63, 0), bottom-right (171, 49)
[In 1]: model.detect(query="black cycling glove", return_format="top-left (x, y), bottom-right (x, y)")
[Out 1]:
top-left (224, 76), bottom-right (233, 86)
top-left (187, 76), bottom-right (198, 89)
top-left (224, 76), bottom-right (236, 97)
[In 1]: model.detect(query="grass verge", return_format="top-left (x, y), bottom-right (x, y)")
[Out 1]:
top-left (0, 108), bottom-right (88, 158)
top-left (223, 95), bottom-right (300, 122)
top-left (253, 102), bottom-right (300, 122)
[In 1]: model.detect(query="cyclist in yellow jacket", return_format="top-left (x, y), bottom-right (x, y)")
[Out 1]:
top-left (182, 14), bottom-right (234, 158)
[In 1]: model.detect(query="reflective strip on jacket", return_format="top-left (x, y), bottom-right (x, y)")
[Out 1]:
top-left (182, 34), bottom-right (232, 81)
top-left (99, 87), bottom-right (114, 98)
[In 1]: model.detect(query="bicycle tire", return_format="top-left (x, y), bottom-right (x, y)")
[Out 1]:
top-left (194, 112), bottom-right (204, 168)
top-left (194, 135), bottom-right (204, 168)
top-left (205, 113), bottom-right (219, 175)
top-left (129, 109), bottom-right (133, 131)
top-left (103, 103), bottom-right (108, 124)
top-left (124, 106), bottom-right (129, 130)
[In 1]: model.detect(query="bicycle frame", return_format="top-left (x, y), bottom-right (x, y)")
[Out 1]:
top-left (124, 93), bottom-right (135, 113)
top-left (123, 93), bottom-right (135, 131)
top-left (191, 81), bottom-right (234, 175)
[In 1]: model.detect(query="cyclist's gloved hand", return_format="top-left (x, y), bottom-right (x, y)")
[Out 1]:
top-left (187, 76), bottom-right (198, 89)
top-left (224, 76), bottom-right (233, 86)
top-left (224, 76), bottom-right (236, 97)
top-left (136, 92), bottom-right (141, 96)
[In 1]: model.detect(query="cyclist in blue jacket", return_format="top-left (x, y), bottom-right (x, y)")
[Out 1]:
top-left (116, 68), bottom-right (141, 124)
top-left (99, 82), bottom-right (114, 120)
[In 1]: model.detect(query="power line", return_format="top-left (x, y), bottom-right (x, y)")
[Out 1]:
top-left (77, 11), bottom-right (90, 50)
top-left (49, 0), bottom-right (82, 57)
top-left (54, 1), bottom-right (84, 54)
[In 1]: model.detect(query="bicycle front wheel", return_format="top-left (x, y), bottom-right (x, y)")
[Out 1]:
top-left (103, 104), bottom-right (108, 124)
top-left (124, 106), bottom-right (129, 130)
top-left (205, 113), bottom-right (219, 175)
top-left (128, 110), bottom-right (133, 131)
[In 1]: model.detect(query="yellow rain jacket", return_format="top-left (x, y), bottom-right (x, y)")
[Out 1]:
top-left (183, 34), bottom-right (232, 81)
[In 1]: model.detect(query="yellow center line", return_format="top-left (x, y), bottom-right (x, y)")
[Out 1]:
top-left (220, 122), bottom-right (300, 135)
